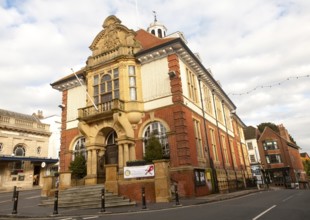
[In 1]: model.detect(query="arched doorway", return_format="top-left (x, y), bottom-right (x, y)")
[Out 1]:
top-left (105, 131), bottom-right (118, 165)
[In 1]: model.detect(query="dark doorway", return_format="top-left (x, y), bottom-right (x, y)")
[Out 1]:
top-left (33, 165), bottom-right (41, 186)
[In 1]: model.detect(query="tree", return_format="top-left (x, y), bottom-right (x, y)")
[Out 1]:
top-left (257, 122), bottom-right (279, 133)
top-left (69, 154), bottom-right (87, 179)
top-left (144, 134), bottom-right (163, 162)
top-left (303, 160), bottom-right (310, 177)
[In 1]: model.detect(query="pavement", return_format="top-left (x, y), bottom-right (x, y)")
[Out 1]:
top-left (0, 187), bottom-right (264, 219)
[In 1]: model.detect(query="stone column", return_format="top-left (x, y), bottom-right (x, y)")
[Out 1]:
top-left (123, 143), bottom-right (129, 166)
top-left (129, 143), bottom-right (136, 161)
top-left (87, 149), bottom-right (92, 175)
top-left (91, 149), bottom-right (98, 175)
top-left (118, 144), bottom-right (124, 168)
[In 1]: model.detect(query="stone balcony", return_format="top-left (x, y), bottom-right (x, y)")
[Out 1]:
top-left (78, 99), bottom-right (125, 122)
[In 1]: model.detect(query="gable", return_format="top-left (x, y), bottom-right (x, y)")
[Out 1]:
top-left (88, 15), bottom-right (142, 65)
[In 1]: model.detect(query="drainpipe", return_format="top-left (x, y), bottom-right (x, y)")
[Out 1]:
top-left (211, 90), bottom-right (229, 192)
top-left (198, 76), bottom-right (219, 193)
top-left (222, 101), bottom-right (238, 191)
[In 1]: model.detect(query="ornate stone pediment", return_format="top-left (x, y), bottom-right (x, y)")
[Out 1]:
top-left (87, 15), bottom-right (142, 66)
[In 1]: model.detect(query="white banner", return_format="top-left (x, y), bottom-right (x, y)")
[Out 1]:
top-left (124, 164), bottom-right (155, 179)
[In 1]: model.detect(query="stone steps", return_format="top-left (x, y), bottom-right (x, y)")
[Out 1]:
top-left (40, 184), bottom-right (136, 208)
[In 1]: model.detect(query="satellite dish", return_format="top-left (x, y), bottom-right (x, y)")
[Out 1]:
top-left (41, 162), bottom-right (46, 168)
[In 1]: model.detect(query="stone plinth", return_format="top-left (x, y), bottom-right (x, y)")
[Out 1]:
top-left (154, 159), bottom-right (171, 202)
top-left (105, 164), bottom-right (118, 194)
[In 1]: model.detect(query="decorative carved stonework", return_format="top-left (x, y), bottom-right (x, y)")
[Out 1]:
top-left (87, 15), bottom-right (142, 66)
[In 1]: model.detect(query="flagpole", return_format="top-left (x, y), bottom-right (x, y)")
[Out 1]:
top-left (71, 68), bottom-right (98, 111)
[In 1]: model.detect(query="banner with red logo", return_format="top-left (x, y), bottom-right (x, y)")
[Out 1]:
top-left (124, 164), bottom-right (155, 179)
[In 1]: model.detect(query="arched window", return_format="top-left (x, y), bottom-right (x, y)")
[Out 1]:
top-left (72, 137), bottom-right (86, 160)
top-left (13, 145), bottom-right (25, 172)
top-left (93, 68), bottom-right (119, 105)
top-left (143, 121), bottom-right (169, 158)
top-left (37, 146), bottom-right (41, 155)
top-left (14, 145), bottom-right (25, 156)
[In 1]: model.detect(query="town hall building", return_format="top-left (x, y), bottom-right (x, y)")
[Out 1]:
top-left (51, 15), bottom-right (251, 201)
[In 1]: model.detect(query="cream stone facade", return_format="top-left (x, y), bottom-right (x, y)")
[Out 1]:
top-left (0, 109), bottom-right (58, 190)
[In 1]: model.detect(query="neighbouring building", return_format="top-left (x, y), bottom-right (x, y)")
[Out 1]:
top-left (244, 126), bottom-right (262, 185)
top-left (0, 109), bottom-right (58, 190)
top-left (51, 15), bottom-right (251, 201)
top-left (41, 114), bottom-right (61, 159)
top-left (300, 152), bottom-right (310, 162)
top-left (256, 124), bottom-right (308, 188)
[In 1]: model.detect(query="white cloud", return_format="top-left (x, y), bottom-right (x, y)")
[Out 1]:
top-left (0, 0), bottom-right (309, 154)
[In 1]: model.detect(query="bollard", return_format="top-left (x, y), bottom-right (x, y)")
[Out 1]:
top-left (53, 190), bottom-right (59, 215)
top-left (141, 187), bottom-right (147, 209)
top-left (12, 190), bottom-right (19, 214)
top-left (100, 187), bottom-right (105, 213)
top-left (12, 186), bottom-right (17, 201)
top-left (175, 184), bottom-right (180, 206)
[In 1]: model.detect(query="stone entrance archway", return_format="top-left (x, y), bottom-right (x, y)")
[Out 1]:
top-left (78, 111), bottom-right (137, 185)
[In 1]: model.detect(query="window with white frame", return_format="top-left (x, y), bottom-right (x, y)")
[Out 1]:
top-left (209, 128), bottom-right (219, 161)
top-left (186, 68), bottom-right (198, 103)
top-left (93, 68), bottom-right (119, 105)
top-left (266, 154), bottom-right (282, 164)
top-left (128, 65), bottom-right (137, 101)
top-left (143, 121), bottom-right (169, 158)
top-left (263, 140), bottom-right (278, 150)
top-left (215, 97), bottom-right (224, 123)
top-left (249, 154), bottom-right (256, 163)
top-left (221, 135), bottom-right (229, 164)
top-left (247, 142), bottom-right (253, 150)
top-left (202, 84), bottom-right (213, 115)
top-left (193, 119), bottom-right (204, 158)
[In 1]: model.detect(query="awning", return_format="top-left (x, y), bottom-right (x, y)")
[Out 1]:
top-left (0, 155), bottom-right (58, 163)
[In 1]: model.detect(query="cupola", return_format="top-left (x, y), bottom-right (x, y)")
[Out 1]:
top-left (147, 11), bottom-right (167, 38)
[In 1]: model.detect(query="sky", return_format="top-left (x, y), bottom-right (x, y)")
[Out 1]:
top-left (1, 0), bottom-right (309, 154)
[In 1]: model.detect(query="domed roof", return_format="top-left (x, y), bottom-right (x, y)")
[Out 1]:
top-left (147, 12), bottom-right (167, 38)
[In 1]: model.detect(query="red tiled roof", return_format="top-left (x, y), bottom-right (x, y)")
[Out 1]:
top-left (135, 29), bottom-right (176, 52)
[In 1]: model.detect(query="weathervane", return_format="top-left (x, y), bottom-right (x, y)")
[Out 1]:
top-left (152, 10), bottom-right (157, 22)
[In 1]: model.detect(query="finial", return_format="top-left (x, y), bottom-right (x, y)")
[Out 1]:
top-left (152, 11), bottom-right (157, 22)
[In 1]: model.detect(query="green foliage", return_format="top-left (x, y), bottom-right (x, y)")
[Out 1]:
top-left (257, 122), bottom-right (279, 133)
top-left (289, 134), bottom-right (297, 145)
top-left (69, 154), bottom-right (87, 179)
top-left (303, 160), bottom-right (310, 176)
top-left (144, 134), bottom-right (163, 163)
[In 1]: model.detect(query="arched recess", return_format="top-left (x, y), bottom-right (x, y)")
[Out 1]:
top-left (13, 144), bottom-right (26, 172)
top-left (139, 119), bottom-right (171, 159)
top-left (70, 136), bottom-right (87, 160)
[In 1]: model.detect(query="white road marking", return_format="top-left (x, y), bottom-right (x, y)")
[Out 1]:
top-left (282, 195), bottom-right (294, 202)
top-left (0, 200), bottom-right (11, 204)
top-left (25, 195), bottom-right (41, 199)
top-left (252, 205), bottom-right (277, 220)
top-left (83, 216), bottom-right (99, 219)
